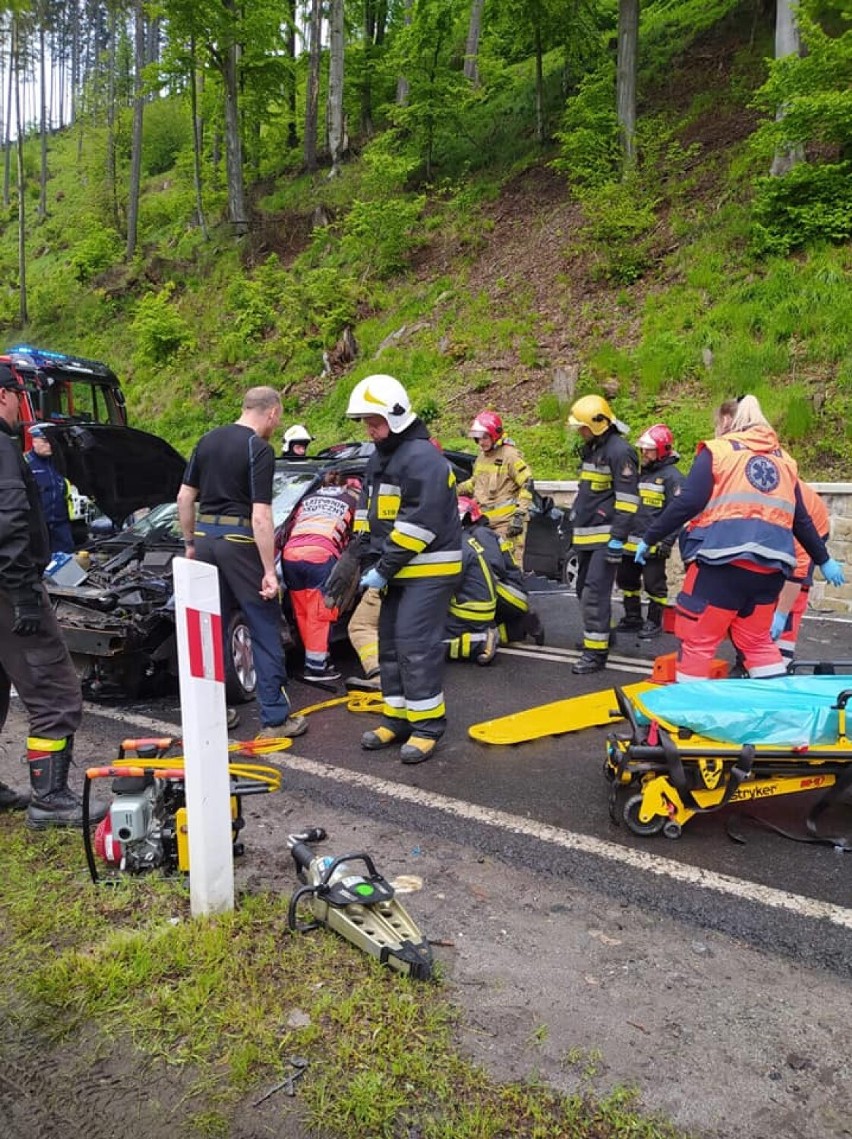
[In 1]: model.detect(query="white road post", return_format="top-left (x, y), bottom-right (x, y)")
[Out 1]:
top-left (173, 556), bottom-right (234, 915)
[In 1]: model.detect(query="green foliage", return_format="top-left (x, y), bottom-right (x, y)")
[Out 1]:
top-left (130, 282), bottom-right (195, 366)
top-left (142, 98), bottom-right (193, 176)
top-left (537, 393), bottom-right (564, 423)
top-left (69, 225), bottom-right (124, 283)
top-left (552, 67), bottom-right (620, 188)
top-left (751, 162), bottom-right (852, 254)
top-left (577, 179), bottom-right (657, 284)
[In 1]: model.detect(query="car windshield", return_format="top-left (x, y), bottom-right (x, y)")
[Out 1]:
top-left (121, 502), bottom-right (183, 542)
top-left (271, 469), bottom-right (319, 528)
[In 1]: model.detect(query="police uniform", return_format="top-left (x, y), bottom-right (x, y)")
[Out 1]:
top-left (571, 429), bottom-right (640, 664)
top-left (25, 444), bottom-right (75, 555)
top-left (457, 438), bottom-right (533, 565)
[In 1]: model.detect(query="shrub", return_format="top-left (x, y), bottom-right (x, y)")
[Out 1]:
top-left (131, 283), bottom-right (194, 366)
top-left (69, 226), bottom-right (123, 283)
top-left (751, 162), bottom-right (852, 255)
top-left (142, 99), bottom-right (192, 177)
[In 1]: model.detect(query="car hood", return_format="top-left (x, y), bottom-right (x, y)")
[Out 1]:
top-left (43, 423), bottom-right (186, 523)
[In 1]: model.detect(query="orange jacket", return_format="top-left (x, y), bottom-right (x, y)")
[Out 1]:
top-left (793, 483), bottom-right (830, 581)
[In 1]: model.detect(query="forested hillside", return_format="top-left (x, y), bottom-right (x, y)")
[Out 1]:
top-left (0, 0), bottom-right (849, 476)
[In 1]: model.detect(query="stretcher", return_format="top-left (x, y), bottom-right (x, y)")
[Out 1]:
top-left (605, 663), bottom-right (852, 849)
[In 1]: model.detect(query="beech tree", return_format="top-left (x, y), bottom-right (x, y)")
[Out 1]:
top-left (616, 0), bottom-right (638, 169)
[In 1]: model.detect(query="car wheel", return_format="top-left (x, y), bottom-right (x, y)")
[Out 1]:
top-left (562, 551), bottom-right (579, 593)
top-left (225, 611), bottom-right (256, 704)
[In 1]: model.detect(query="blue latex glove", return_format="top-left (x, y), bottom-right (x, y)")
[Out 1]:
top-left (819, 557), bottom-right (845, 586)
top-left (359, 567), bottom-right (387, 591)
top-left (634, 540), bottom-right (649, 566)
top-left (605, 539), bottom-right (625, 564)
top-left (770, 610), bottom-right (788, 641)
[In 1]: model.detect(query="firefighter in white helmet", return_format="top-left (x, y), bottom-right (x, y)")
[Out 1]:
top-left (282, 423), bottom-right (314, 459)
top-left (343, 375), bottom-right (462, 764)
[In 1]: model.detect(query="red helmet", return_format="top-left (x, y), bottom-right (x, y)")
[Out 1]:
top-left (468, 411), bottom-right (503, 444)
top-left (636, 423), bottom-right (674, 459)
top-left (457, 495), bottom-right (482, 524)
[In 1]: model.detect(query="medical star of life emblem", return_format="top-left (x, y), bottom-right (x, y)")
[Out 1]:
top-left (745, 454), bottom-right (780, 493)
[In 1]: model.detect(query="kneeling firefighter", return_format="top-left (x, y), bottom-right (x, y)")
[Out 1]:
top-left (567, 394), bottom-right (640, 675)
top-left (345, 375), bottom-right (463, 764)
top-left (445, 498), bottom-right (500, 666)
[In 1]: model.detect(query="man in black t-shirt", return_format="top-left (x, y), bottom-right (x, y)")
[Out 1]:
top-left (177, 387), bottom-right (307, 740)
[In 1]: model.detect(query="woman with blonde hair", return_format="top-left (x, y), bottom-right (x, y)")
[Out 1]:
top-left (635, 394), bottom-right (844, 681)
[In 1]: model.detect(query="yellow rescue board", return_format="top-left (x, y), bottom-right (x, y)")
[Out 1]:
top-left (468, 680), bottom-right (659, 746)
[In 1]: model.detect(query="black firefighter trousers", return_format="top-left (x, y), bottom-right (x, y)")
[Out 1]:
top-left (576, 546), bottom-right (619, 657)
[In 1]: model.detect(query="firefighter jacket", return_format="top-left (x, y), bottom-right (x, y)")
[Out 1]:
top-left (468, 520), bottom-right (529, 616)
top-left (570, 428), bottom-right (640, 550)
top-left (448, 534), bottom-right (497, 629)
top-left (0, 421), bottom-right (51, 593)
top-left (282, 481), bottom-right (359, 565)
top-left (354, 419), bottom-right (463, 584)
top-left (629, 454), bottom-right (685, 554)
top-left (793, 483), bottom-right (830, 584)
top-left (681, 427), bottom-right (799, 572)
top-left (457, 438), bottom-right (533, 527)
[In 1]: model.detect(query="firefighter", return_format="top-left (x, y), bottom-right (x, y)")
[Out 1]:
top-left (567, 394), bottom-right (640, 674)
top-left (636, 395), bottom-right (844, 681)
top-left (281, 471), bottom-right (361, 683)
top-left (0, 366), bottom-right (107, 827)
top-left (771, 482), bottom-right (831, 664)
top-left (457, 410), bottom-right (533, 569)
top-left (282, 423), bottom-right (313, 459)
top-left (346, 374), bottom-right (462, 763)
top-left (616, 423), bottom-right (684, 639)
top-left (445, 498), bottom-right (500, 666)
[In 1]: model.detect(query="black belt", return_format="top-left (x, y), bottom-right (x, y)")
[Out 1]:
top-left (198, 513), bottom-right (251, 527)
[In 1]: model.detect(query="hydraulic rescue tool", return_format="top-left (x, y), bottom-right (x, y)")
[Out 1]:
top-left (286, 828), bottom-right (433, 980)
top-left (82, 737), bottom-right (282, 882)
top-left (606, 664), bottom-right (852, 848)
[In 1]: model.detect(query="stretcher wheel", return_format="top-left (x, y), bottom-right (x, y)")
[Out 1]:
top-left (662, 821), bottom-right (682, 840)
top-left (622, 794), bottom-right (665, 836)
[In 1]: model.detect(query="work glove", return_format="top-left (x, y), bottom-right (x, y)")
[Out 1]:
top-left (359, 567), bottom-right (387, 591)
top-left (819, 558), bottom-right (845, 587)
top-left (10, 583), bottom-right (43, 637)
top-left (657, 545), bottom-right (672, 561)
top-left (605, 539), bottom-right (625, 565)
top-left (506, 511), bottom-right (526, 538)
top-left (770, 610), bottom-right (789, 641)
top-left (634, 540), bottom-right (649, 566)
top-left (322, 545), bottom-right (362, 613)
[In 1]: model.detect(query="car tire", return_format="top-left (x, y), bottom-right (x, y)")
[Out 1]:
top-left (225, 611), bottom-right (257, 704)
top-left (562, 551), bottom-right (580, 593)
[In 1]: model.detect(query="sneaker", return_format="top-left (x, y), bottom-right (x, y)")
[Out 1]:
top-left (400, 736), bottom-right (439, 764)
top-left (303, 662), bottom-right (342, 683)
top-left (345, 669), bottom-right (381, 691)
top-left (638, 621), bottom-right (662, 640)
top-left (256, 715), bottom-right (308, 741)
top-left (476, 626), bottom-right (499, 666)
top-left (361, 725), bottom-right (410, 750)
top-left (227, 707), bottom-right (241, 730)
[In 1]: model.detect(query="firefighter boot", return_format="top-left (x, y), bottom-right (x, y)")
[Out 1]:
top-left (0, 780), bottom-right (29, 810)
top-left (26, 737), bottom-right (107, 830)
top-left (572, 652), bottom-right (607, 675)
top-left (524, 610), bottom-right (546, 646)
top-left (616, 593), bottom-right (643, 632)
top-left (639, 600), bottom-right (664, 640)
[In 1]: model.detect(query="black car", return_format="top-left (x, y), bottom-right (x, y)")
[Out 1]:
top-left (43, 430), bottom-right (573, 700)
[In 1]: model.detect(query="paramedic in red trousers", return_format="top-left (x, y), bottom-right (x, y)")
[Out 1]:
top-left (177, 386), bottom-right (307, 740)
top-left (346, 374), bottom-right (462, 764)
top-left (616, 423), bottom-right (684, 640)
top-left (636, 395), bottom-right (844, 681)
top-left (567, 394), bottom-right (640, 675)
top-left (281, 471), bottom-right (360, 683)
top-left (771, 481), bottom-right (831, 664)
top-left (0, 365), bottom-right (107, 827)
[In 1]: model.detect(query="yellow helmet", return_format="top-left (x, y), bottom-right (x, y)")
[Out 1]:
top-left (568, 394), bottom-right (615, 436)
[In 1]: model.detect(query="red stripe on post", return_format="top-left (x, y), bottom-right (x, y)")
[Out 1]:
top-left (210, 612), bottom-right (224, 683)
top-left (187, 607), bottom-right (204, 678)
top-left (186, 607), bottom-right (224, 683)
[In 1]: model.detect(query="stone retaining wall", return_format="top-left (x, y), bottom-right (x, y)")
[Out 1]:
top-left (535, 481), bottom-right (852, 617)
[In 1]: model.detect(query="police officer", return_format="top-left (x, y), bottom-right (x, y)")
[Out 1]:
top-left (457, 410), bottom-right (533, 568)
top-left (567, 394), bottom-right (640, 674)
top-left (636, 395), bottom-right (844, 681)
top-left (177, 386), bottom-right (307, 740)
top-left (346, 374), bottom-right (462, 764)
top-left (25, 425), bottom-right (75, 555)
top-left (617, 423), bottom-right (684, 639)
top-left (0, 365), bottom-right (106, 827)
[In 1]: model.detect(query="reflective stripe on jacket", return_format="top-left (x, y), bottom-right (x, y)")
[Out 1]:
top-left (628, 455), bottom-right (685, 552)
top-left (570, 429), bottom-right (639, 549)
top-left (456, 440), bottom-right (533, 522)
top-left (681, 428), bottom-right (798, 571)
top-left (448, 536), bottom-right (497, 624)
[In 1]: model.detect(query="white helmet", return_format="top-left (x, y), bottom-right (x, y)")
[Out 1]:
top-left (346, 374), bottom-right (416, 434)
top-left (283, 424), bottom-right (313, 445)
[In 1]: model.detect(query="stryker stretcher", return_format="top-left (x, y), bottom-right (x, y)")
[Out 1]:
top-left (605, 665), bottom-right (852, 849)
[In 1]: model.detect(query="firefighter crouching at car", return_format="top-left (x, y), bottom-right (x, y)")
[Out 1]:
top-left (457, 411), bottom-right (533, 569)
top-left (636, 395), bottom-right (844, 682)
top-left (616, 423), bottom-right (684, 640)
top-left (567, 394), bottom-right (640, 675)
top-left (445, 497), bottom-right (500, 666)
top-left (345, 374), bottom-right (462, 764)
top-left (0, 365), bottom-right (107, 828)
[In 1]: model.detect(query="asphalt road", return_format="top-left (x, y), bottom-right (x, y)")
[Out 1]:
top-left (68, 577), bottom-right (852, 977)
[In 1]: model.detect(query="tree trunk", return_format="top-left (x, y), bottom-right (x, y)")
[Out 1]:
top-left (396, 0), bottom-right (413, 106)
top-left (534, 18), bottom-right (545, 143)
top-left (222, 38), bottom-right (247, 234)
top-left (327, 0), bottom-right (344, 177)
top-left (189, 36), bottom-right (209, 239)
top-left (126, 0), bottom-right (145, 259)
top-left (616, 0), bottom-right (639, 171)
top-left (106, 7), bottom-right (120, 229)
top-left (13, 16), bottom-right (26, 327)
top-left (38, 19), bottom-right (47, 219)
top-left (770, 0), bottom-right (804, 176)
top-left (286, 0), bottom-right (298, 149)
top-left (464, 0), bottom-right (485, 84)
top-left (4, 32), bottom-right (14, 209)
top-left (304, 0), bottom-right (321, 172)
top-left (361, 0), bottom-right (374, 136)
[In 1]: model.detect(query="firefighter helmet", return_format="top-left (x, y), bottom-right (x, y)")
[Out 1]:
top-left (568, 395), bottom-right (616, 436)
top-left (636, 423), bottom-right (674, 459)
top-left (468, 410), bottom-right (503, 444)
top-left (346, 375), bottom-right (416, 434)
top-left (283, 424), bottom-right (313, 446)
top-left (457, 495), bottom-right (482, 525)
